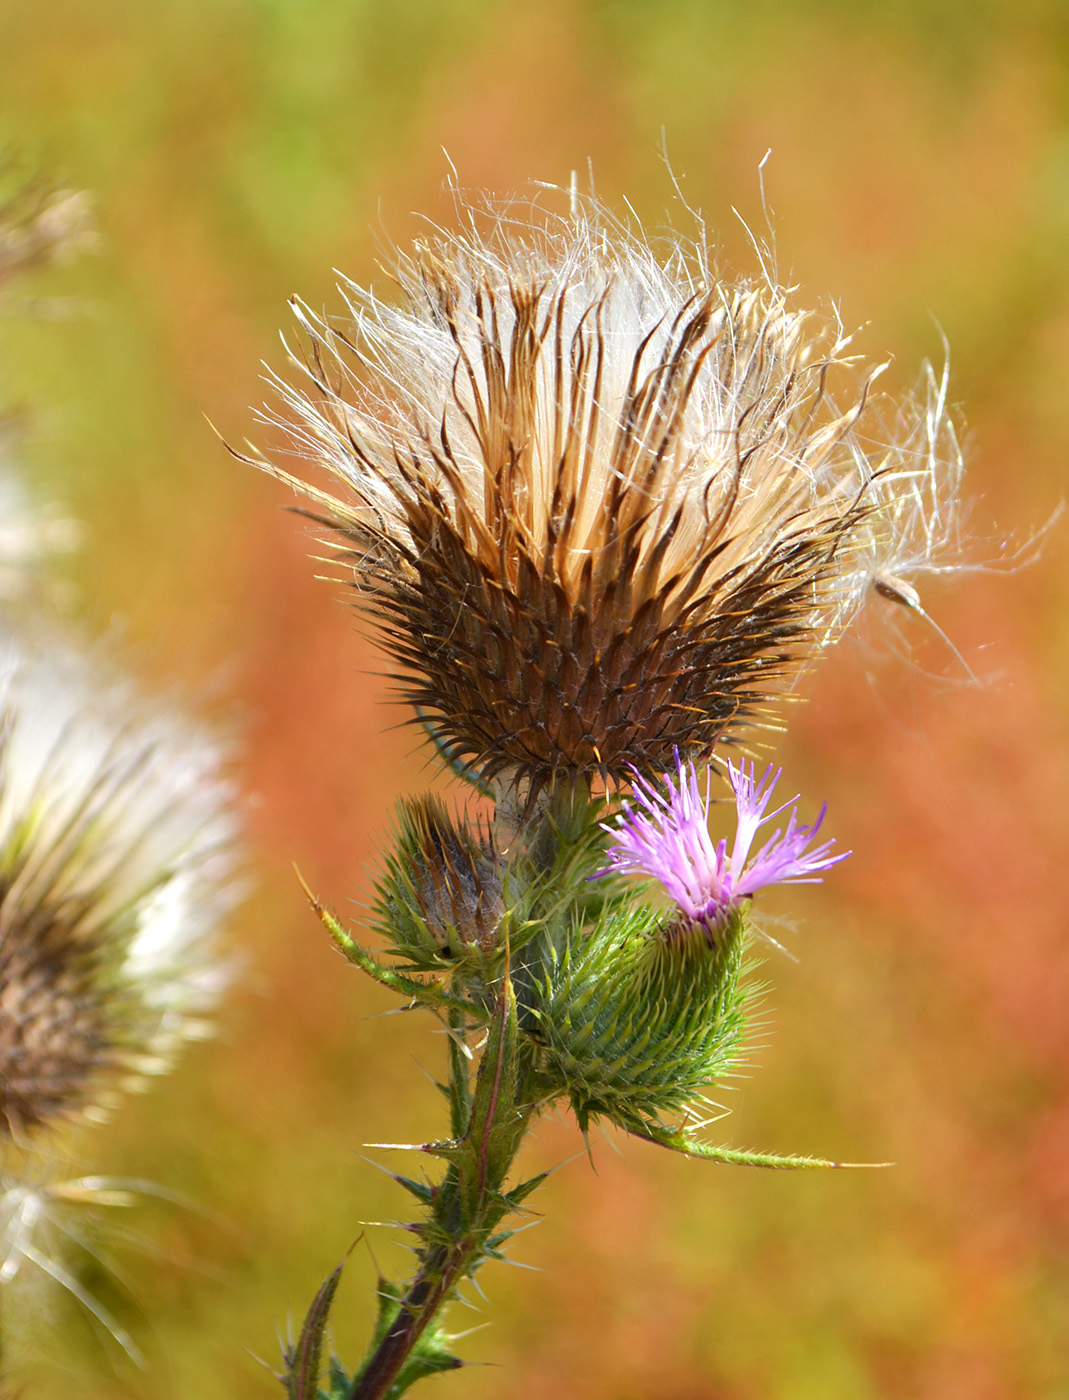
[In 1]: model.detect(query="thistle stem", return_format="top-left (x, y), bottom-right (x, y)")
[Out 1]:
top-left (348, 1240), bottom-right (478, 1400)
top-left (348, 973), bottom-right (536, 1400)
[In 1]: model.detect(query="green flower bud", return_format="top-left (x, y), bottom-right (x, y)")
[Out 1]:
top-left (374, 794), bottom-right (504, 971)
top-left (527, 902), bottom-right (749, 1136)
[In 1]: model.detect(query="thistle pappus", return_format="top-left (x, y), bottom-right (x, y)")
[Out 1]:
top-left (251, 183), bottom-right (965, 792)
top-left (0, 630), bottom-right (240, 1369)
top-left (0, 636), bottom-right (237, 1146)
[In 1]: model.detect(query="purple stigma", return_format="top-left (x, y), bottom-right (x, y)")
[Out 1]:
top-left (596, 755), bottom-right (848, 932)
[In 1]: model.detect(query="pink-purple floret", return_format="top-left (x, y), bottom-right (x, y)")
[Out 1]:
top-left (596, 756), bottom-right (848, 932)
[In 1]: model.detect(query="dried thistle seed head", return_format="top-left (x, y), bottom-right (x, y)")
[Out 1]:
top-left (258, 185), bottom-right (956, 786)
top-left (376, 793), bottom-right (503, 967)
top-left (0, 445), bottom-right (80, 604)
top-left (0, 636), bottom-right (237, 1142)
top-left (0, 178), bottom-right (94, 290)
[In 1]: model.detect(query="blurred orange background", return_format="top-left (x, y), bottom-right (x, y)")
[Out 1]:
top-left (1, 2), bottom-right (1067, 1396)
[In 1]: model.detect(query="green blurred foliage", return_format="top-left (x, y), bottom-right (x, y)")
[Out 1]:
top-left (0, 0), bottom-right (1067, 1396)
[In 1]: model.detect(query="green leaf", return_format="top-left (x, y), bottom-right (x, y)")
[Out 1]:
top-left (392, 1174), bottom-right (436, 1205)
top-left (294, 868), bottom-right (485, 1018)
top-left (386, 1330), bottom-right (463, 1397)
top-left (325, 1357), bottom-right (352, 1398)
top-left (502, 1169), bottom-right (550, 1209)
top-left (282, 1261), bottom-right (344, 1399)
top-left (634, 1124), bottom-right (885, 1170)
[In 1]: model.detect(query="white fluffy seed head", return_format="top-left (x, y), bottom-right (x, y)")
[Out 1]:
top-left (0, 447), bottom-right (81, 605)
top-left (0, 182), bottom-right (94, 289)
top-left (255, 184), bottom-right (968, 782)
top-left (0, 632), bottom-right (238, 1142)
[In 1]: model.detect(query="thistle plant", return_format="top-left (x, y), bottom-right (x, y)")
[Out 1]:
top-left (0, 634), bottom-right (237, 1370)
top-left (0, 177), bottom-right (238, 1379)
top-left (248, 185), bottom-right (963, 1398)
top-left (0, 176), bottom-right (93, 294)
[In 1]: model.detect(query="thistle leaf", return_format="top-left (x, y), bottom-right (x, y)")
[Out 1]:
top-left (325, 1358), bottom-right (352, 1398)
top-left (294, 868), bottom-right (485, 1018)
top-left (502, 1170), bottom-right (550, 1209)
top-left (392, 1174), bottom-right (436, 1205)
top-left (282, 1261), bottom-right (344, 1399)
top-left (633, 1125), bottom-right (850, 1169)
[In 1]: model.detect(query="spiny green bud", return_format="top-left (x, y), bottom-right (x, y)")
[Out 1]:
top-left (374, 794), bottom-right (504, 971)
top-left (527, 902), bottom-right (749, 1137)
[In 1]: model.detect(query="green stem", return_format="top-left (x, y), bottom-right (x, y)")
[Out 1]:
top-left (347, 1237), bottom-right (481, 1400)
top-left (446, 1006), bottom-right (473, 1142)
top-left (349, 973), bottom-right (535, 1400)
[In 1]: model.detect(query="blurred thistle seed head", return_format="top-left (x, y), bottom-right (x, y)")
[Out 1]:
top-left (0, 435), bottom-right (81, 605)
top-left (376, 793), bottom-right (503, 970)
top-left (597, 756), bottom-right (846, 941)
top-left (0, 634), bottom-right (238, 1144)
top-left (254, 183), bottom-right (964, 789)
top-left (0, 176), bottom-right (94, 291)
top-left (0, 1167), bottom-right (161, 1364)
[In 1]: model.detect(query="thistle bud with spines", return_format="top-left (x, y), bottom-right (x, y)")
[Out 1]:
top-left (529, 900), bottom-right (750, 1137)
top-left (524, 755), bottom-right (846, 1137)
top-left (374, 793), bottom-right (504, 981)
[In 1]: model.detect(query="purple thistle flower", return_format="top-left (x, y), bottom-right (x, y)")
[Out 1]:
top-left (597, 756), bottom-right (848, 934)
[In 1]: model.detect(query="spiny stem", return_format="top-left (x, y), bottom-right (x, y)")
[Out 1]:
top-left (349, 975), bottom-right (534, 1400)
top-left (446, 1007), bottom-right (472, 1141)
top-left (348, 1240), bottom-right (476, 1400)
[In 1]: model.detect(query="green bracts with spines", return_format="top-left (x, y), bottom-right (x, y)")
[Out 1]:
top-left (528, 904), bottom-right (749, 1134)
top-left (371, 793), bottom-right (502, 975)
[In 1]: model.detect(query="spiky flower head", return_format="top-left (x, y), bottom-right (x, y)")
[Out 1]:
top-left (0, 635), bottom-right (236, 1143)
top-left (598, 755), bottom-right (846, 939)
top-left (375, 792), bottom-right (503, 972)
top-left (257, 185), bottom-right (961, 791)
